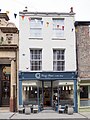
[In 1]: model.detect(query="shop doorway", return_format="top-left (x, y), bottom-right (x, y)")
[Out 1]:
top-left (0, 65), bottom-right (10, 107)
top-left (1, 80), bottom-right (10, 106)
top-left (44, 81), bottom-right (52, 107)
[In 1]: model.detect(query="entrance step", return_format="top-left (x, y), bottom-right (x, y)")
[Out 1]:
top-left (44, 107), bottom-right (53, 110)
top-left (42, 107), bottom-right (55, 113)
top-left (41, 109), bottom-right (56, 113)
top-left (0, 107), bottom-right (10, 112)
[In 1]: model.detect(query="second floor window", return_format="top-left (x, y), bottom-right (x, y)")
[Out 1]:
top-left (30, 18), bottom-right (42, 38)
top-left (53, 49), bottom-right (65, 71)
top-left (30, 49), bottom-right (42, 71)
top-left (53, 18), bottom-right (64, 38)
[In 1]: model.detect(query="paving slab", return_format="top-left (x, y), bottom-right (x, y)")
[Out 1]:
top-left (11, 111), bottom-right (87, 120)
top-left (80, 112), bottom-right (90, 119)
top-left (0, 110), bottom-right (89, 120)
top-left (0, 112), bottom-right (14, 119)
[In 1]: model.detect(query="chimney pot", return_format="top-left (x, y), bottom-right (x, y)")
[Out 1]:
top-left (23, 6), bottom-right (28, 12)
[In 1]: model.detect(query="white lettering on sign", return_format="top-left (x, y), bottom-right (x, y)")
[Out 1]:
top-left (35, 73), bottom-right (64, 79)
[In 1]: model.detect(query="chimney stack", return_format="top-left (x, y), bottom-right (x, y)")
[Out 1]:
top-left (70, 7), bottom-right (73, 13)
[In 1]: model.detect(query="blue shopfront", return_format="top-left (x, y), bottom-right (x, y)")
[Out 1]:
top-left (19, 71), bottom-right (77, 112)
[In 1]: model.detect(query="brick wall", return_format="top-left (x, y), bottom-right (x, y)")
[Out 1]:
top-left (76, 25), bottom-right (90, 78)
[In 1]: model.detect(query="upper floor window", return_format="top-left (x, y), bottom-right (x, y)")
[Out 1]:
top-left (30, 18), bottom-right (42, 38)
top-left (52, 18), bottom-right (64, 38)
top-left (53, 49), bottom-right (65, 71)
top-left (30, 49), bottom-right (42, 71)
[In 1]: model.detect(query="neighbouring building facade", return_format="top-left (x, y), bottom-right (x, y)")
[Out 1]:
top-left (75, 21), bottom-right (90, 112)
top-left (19, 8), bottom-right (77, 112)
top-left (0, 13), bottom-right (19, 112)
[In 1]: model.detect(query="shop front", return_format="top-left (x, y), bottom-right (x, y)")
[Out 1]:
top-left (0, 56), bottom-right (18, 112)
top-left (78, 79), bottom-right (90, 112)
top-left (19, 71), bottom-right (77, 112)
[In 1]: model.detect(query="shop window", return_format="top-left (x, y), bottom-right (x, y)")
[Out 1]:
top-left (53, 81), bottom-right (74, 106)
top-left (22, 81), bottom-right (42, 105)
top-left (80, 86), bottom-right (88, 98)
top-left (80, 86), bottom-right (90, 106)
top-left (23, 86), bottom-right (37, 105)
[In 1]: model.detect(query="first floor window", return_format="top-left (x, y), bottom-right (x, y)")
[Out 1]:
top-left (30, 49), bottom-right (42, 71)
top-left (53, 49), bottom-right (65, 71)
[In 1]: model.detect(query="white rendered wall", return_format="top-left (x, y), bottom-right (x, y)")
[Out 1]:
top-left (19, 14), bottom-right (76, 72)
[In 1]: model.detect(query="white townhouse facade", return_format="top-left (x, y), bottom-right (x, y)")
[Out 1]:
top-left (19, 8), bottom-right (77, 112)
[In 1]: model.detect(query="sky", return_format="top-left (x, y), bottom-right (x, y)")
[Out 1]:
top-left (0, 0), bottom-right (90, 28)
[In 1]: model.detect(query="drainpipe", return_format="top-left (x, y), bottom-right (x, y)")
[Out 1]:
top-left (75, 23), bottom-right (80, 113)
top-left (15, 45), bottom-right (19, 111)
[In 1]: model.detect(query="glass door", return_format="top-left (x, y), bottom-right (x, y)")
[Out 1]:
top-left (44, 81), bottom-right (52, 107)
top-left (1, 80), bottom-right (10, 106)
top-left (1, 65), bottom-right (10, 106)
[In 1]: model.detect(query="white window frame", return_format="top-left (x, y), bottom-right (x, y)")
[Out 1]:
top-left (30, 18), bottom-right (42, 38)
top-left (53, 49), bottom-right (65, 71)
top-left (52, 18), bottom-right (64, 38)
top-left (30, 49), bottom-right (42, 71)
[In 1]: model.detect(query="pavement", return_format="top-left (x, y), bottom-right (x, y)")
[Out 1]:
top-left (0, 110), bottom-right (90, 120)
